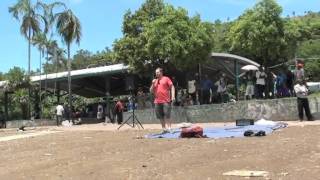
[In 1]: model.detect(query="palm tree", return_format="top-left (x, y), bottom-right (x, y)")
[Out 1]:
top-left (56, 9), bottom-right (81, 121)
top-left (9, 0), bottom-right (45, 119)
top-left (9, 0), bottom-right (45, 75)
top-left (46, 40), bottom-right (66, 97)
top-left (32, 32), bottom-right (48, 119)
top-left (36, 1), bottom-right (66, 37)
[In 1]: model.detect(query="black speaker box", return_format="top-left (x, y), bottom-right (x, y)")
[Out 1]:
top-left (236, 119), bottom-right (254, 126)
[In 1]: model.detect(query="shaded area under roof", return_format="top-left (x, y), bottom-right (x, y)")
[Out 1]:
top-left (0, 53), bottom-right (260, 98)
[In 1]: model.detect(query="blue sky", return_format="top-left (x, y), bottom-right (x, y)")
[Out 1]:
top-left (0, 0), bottom-right (319, 73)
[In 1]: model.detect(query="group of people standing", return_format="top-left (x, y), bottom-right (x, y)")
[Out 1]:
top-left (241, 64), bottom-right (306, 100)
top-left (55, 64), bottom-right (313, 131)
top-left (174, 73), bottom-right (229, 106)
top-left (149, 65), bottom-right (313, 133)
top-left (241, 63), bottom-right (313, 121)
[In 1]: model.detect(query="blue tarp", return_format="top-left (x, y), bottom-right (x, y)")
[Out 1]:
top-left (145, 123), bottom-right (287, 139)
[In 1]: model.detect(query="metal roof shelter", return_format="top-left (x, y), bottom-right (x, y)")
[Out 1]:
top-left (35, 63), bottom-right (130, 98)
top-left (203, 53), bottom-right (260, 99)
top-left (0, 53), bottom-right (260, 99)
top-left (207, 53), bottom-right (260, 78)
top-left (0, 53), bottom-right (260, 124)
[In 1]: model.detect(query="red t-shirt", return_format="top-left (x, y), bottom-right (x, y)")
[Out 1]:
top-left (153, 76), bottom-right (173, 104)
top-left (115, 101), bottom-right (124, 112)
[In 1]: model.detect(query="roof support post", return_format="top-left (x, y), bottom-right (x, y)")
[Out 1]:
top-left (56, 82), bottom-right (61, 104)
top-left (104, 76), bottom-right (111, 123)
top-left (234, 60), bottom-right (239, 100)
top-left (3, 92), bottom-right (8, 128)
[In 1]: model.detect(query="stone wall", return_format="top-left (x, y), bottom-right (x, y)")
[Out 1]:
top-left (4, 97), bottom-right (320, 128)
top-left (5, 119), bottom-right (56, 129)
top-left (124, 97), bottom-right (320, 124)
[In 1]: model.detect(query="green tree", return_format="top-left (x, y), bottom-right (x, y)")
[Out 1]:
top-left (36, 1), bottom-right (66, 37)
top-left (0, 72), bottom-right (4, 81)
top-left (90, 47), bottom-right (115, 67)
top-left (212, 20), bottom-right (232, 53)
top-left (9, 0), bottom-right (45, 75)
top-left (228, 0), bottom-right (285, 66)
top-left (144, 6), bottom-right (214, 69)
top-left (32, 32), bottom-right (48, 118)
top-left (297, 40), bottom-right (320, 80)
top-left (32, 33), bottom-right (47, 71)
top-left (114, 0), bottom-right (214, 71)
top-left (56, 9), bottom-right (81, 120)
top-left (71, 47), bottom-right (115, 70)
top-left (5, 67), bottom-right (30, 120)
top-left (113, 0), bottom-right (165, 71)
top-left (5, 67), bottom-right (30, 92)
top-left (72, 49), bottom-right (92, 69)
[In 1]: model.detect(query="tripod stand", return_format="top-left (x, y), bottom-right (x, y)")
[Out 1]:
top-left (118, 92), bottom-right (144, 130)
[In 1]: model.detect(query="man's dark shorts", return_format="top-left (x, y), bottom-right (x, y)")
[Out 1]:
top-left (155, 103), bottom-right (171, 119)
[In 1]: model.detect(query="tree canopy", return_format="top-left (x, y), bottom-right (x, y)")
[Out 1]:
top-left (113, 0), bottom-right (214, 71)
top-left (228, 0), bottom-right (286, 66)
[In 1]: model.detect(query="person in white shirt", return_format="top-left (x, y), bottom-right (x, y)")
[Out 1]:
top-left (187, 74), bottom-right (198, 105)
top-left (97, 103), bottom-right (104, 120)
top-left (256, 66), bottom-right (267, 99)
top-left (56, 104), bottom-right (64, 126)
top-left (215, 73), bottom-right (227, 103)
top-left (294, 80), bottom-right (313, 121)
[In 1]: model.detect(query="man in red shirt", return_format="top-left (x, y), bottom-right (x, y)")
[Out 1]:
top-left (150, 68), bottom-right (175, 133)
top-left (114, 99), bottom-right (124, 124)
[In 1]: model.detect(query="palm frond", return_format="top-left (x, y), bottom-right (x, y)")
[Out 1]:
top-left (56, 9), bottom-right (81, 45)
top-left (8, 0), bottom-right (31, 20)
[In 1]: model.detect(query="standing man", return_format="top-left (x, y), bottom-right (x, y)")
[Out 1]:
top-left (114, 99), bottom-right (124, 124)
top-left (215, 73), bottom-right (227, 103)
top-left (200, 74), bottom-right (213, 104)
top-left (97, 102), bottom-right (104, 121)
top-left (150, 68), bottom-right (175, 133)
top-left (56, 103), bottom-right (64, 126)
top-left (241, 70), bottom-right (255, 100)
top-left (294, 80), bottom-right (313, 121)
top-left (187, 74), bottom-right (197, 105)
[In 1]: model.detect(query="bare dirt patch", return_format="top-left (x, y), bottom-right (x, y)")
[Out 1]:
top-left (0, 122), bottom-right (319, 180)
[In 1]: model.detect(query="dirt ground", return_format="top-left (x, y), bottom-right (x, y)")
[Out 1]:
top-left (0, 121), bottom-right (320, 180)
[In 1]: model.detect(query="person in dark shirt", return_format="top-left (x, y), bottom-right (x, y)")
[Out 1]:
top-left (286, 69), bottom-right (294, 96)
top-left (200, 74), bottom-right (213, 104)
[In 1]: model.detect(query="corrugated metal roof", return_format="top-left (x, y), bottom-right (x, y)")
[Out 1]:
top-left (31, 63), bottom-right (129, 82)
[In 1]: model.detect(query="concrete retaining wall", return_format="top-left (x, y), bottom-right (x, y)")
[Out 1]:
top-left (123, 97), bottom-right (320, 124)
top-left (5, 119), bottom-right (56, 129)
top-left (5, 97), bottom-right (320, 128)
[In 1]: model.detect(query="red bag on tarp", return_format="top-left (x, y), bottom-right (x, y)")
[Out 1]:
top-left (180, 125), bottom-right (205, 138)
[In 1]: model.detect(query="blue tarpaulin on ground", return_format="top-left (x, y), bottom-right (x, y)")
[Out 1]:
top-left (145, 123), bottom-right (287, 139)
